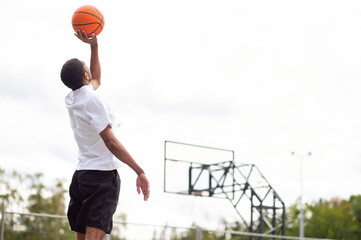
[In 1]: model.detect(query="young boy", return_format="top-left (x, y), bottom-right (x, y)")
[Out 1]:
top-left (60, 30), bottom-right (150, 240)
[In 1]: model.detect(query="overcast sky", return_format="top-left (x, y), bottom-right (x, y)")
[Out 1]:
top-left (1, 0), bottom-right (361, 236)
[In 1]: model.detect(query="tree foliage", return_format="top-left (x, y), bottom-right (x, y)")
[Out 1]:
top-left (0, 168), bottom-right (74, 240)
top-left (349, 195), bottom-right (361, 239)
top-left (0, 168), bottom-right (127, 240)
top-left (153, 196), bottom-right (361, 240)
top-left (286, 196), bottom-right (361, 240)
top-left (0, 169), bottom-right (24, 210)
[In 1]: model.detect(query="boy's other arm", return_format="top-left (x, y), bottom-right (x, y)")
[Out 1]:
top-left (100, 125), bottom-right (150, 201)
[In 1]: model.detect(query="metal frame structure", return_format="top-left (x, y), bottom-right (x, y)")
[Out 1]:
top-left (164, 140), bottom-right (286, 236)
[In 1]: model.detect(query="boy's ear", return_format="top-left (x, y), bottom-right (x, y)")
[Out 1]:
top-left (84, 72), bottom-right (89, 80)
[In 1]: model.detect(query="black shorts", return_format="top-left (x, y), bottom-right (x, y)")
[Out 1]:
top-left (67, 170), bottom-right (120, 234)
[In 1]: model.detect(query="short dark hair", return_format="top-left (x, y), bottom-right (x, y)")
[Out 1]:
top-left (60, 58), bottom-right (85, 91)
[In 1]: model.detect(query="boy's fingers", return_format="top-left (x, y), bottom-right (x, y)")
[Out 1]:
top-left (142, 184), bottom-right (150, 200)
top-left (136, 183), bottom-right (140, 194)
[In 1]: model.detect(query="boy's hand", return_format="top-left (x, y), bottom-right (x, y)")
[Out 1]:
top-left (136, 173), bottom-right (150, 201)
top-left (74, 29), bottom-right (98, 46)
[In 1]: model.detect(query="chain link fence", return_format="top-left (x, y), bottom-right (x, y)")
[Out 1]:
top-left (0, 210), bottom-right (335, 240)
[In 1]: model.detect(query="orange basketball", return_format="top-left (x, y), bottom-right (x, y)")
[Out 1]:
top-left (72, 5), bottom-right (105, 37)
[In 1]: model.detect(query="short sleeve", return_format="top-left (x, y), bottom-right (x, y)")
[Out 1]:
top-left (85, 95), bottom-right (112, 134)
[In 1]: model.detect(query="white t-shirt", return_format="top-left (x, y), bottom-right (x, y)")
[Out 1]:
top-left (65, 84), bottom-right (122, 170)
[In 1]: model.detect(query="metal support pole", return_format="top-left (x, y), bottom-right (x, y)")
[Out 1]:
top-left (232, 160), bottom-right (235, 200)
top-left (291, 152), bottom-right (311, 239)
top-left (273, 193), bottom-right (276, 238)
top-left (250, 191), bottom-right (254, 240)
top-left (259, 204), bottom-right (264, 240)
top-left (209, 169), bottom-right (212, 196)
top-left (189, 163), bottom-right (193, 194)
top-left (300, 155), bottom-right (304, 239)
top-left (164, 141), bottom-right (167, 193)
top-left (282, 204), bottom-right (286, 237)
top-left (0, 208), bottom-right (5, 240)
top-left (196, 226), bottom-right (202, 240)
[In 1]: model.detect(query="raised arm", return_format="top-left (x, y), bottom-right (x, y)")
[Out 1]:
top-left (75, 30), bottom-right (101, 90)
top-left (89, 42), bottom-right (101, 89)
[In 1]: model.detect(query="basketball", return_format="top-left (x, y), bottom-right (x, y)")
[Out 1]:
top-left (72, 5), bottom-right (105, 37)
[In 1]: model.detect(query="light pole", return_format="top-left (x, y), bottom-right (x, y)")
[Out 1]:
top-left (291, 151), bottom-right (311, 239)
